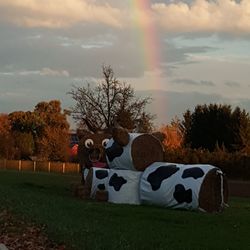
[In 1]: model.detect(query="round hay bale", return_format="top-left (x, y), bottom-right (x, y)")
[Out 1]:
top-left (140, 162), bottom-right (228, 212)
top-left (131, 134), bottom-right (164, 171)
top-left (199, 169), bottom-right (229, 212)
top-left (106, 133), bottom-right (164, 171)
top-left (95, 190), bottom-right (109, 202)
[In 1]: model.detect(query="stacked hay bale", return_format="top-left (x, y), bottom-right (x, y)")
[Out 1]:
top-left (140, 162), bottom-right (228, 212)
top-left (107, 169), bottom-right (142, 205)
top-left (104, 130), bottom-right (165, 204)
top-left (105, 133), bottom-right (165, 171)
top-left (76, 128), bottom-right (228, 213)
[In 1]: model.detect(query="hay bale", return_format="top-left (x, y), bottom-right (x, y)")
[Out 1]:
top-left (90, 168), bottom-right (110, 199)
top-left (78, 185), bottom-right (91, 199)
top-left (82, 167), bottom-right (110, 199)
top-left (82, 167), bottom-right (89, 184)
top-left (84, 167), bottom-right (93, 193)
top-left (95, 190), bottom-right (109, 202)
top-left (108, 169), bottom-right (142, 205)
top-left (199, 168), bottom-right (228, 212)
top-left (132, 134), bottom-right (164, 171)
top-left (106, 133), bottom-right (164, 171)
top-left (140, 162), bottom-right (228, 212)
top-left (71, 183), bottom-right (90, 199)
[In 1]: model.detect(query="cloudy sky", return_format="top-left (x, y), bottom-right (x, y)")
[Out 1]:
top-left (0, 0), bottom-right (250, 127)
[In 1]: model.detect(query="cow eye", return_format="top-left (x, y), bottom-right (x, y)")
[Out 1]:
top-left (102, 138), bottom-right (109, 148)
top-left (84, 139), bottom-right (94, 148)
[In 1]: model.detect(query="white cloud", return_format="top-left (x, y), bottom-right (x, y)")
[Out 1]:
top-left (0, 72), bottom-right (14, 76)
top-left (0, 68), bottom-right (70, 77)
top-left (0, 0), bottom-right (123, 28)
top-left (1, 0), bottom-right (250, 35)
top-left (40, 68), bottom-right (70, 77)
top-left (152, 0), bottom-right (250, 34)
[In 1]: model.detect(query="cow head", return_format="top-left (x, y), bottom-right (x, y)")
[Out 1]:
top-left (78, 131), bottom-right (112, 169)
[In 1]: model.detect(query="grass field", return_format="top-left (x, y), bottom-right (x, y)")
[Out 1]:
top-left (0, 169), bottom-right (250, 250)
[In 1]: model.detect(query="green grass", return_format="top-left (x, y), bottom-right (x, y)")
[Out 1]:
top-left (0, 169), bottom-right (250, 250)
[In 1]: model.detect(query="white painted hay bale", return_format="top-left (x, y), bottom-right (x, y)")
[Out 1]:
top-left (90, 167), bottom-right (110, 199)
top-left (140, 162), bottom-right (226, 212)
top-left (105, 133), bottom-right (164, 171)
top-left (108, 169), bottom-right (142, 205)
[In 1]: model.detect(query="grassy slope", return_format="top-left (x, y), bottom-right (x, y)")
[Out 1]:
top-left (0, 170), bottom-right (249, 250)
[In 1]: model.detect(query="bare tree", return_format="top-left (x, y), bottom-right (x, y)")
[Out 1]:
top-left (68, 65), bottom-right (154, 132)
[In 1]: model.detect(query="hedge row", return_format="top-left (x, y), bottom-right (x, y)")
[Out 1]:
top-left (164, 148), bottom-right (250, 180)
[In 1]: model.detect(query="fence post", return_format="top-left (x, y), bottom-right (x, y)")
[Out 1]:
top-left (62, 163), bottom-right (65, 174)
top-left (48, 161), bottom-right (51, 172)
top-left (4, 159), bottom-right (7, 169)
top-left (33, 161), bottom-right (36, 172)
top-left (77, 164), bottom-right (80, 173)
top-left (18, 160), bottom-right (22, 171)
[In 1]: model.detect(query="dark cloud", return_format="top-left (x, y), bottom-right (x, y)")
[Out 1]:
top-left (171, 78), bottom-right (215, 86)
top-left (161, 39), bottom-right (215, 64)
top-left (159, 38), bottom-right (218, 75)
top-left (224, 81), bottom-right (241, 87)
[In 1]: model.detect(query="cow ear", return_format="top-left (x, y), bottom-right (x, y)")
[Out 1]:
top-left (151, 131), bottom-right (165, 143)
top-left (112, 127), bottom-right (129, 146)
top-left (77, 129), bottom-right (93, 140)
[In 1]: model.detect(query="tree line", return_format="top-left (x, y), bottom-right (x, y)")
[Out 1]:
top-left (0, 65), bottom-right (249, 163)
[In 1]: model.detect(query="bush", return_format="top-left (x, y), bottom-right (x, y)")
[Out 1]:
top-left (164, 147), bottom-right (250, 180)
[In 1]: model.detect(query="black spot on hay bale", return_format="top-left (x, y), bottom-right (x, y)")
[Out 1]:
top-left (95, 170), bottom-right (109, 179)
top-left (97, 183), bottom-right (106, 190)
top-left (109, 173), bottom-right (127, 191)
top-left (182, 167), bottom-right (205, 179)
top-left (105, 141), bottom-right (124, 162)
top-left (173, 184), bottom-right (192, 203)
top-left (147, 165), bottom-right (180, 191)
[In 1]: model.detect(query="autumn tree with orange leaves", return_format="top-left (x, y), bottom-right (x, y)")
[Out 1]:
top-left (34, 100), bottom-right (70, 161)
top-left (0, 114), bottom-right (15, 159)
top-left (160, 118), bottom-right (183, 149)
top-left (0, 100), bottom-right (70, 161)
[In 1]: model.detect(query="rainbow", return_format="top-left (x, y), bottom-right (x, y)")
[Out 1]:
top-left (129, 0), bottom-right (161, 73)
top-left (129, 0), bottom-right (166, 122)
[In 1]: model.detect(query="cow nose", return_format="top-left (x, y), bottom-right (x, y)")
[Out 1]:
top-left (91, 148), bottom-right (101, 157)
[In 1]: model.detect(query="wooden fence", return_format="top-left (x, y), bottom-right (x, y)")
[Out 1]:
top-left (0, 159), bottom-right (80, 174)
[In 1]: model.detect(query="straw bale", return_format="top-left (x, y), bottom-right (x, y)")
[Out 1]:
top-left (95, 190), bottom-right (108, 202)
top-left (199, 168), bottom-right (228, 212)
top-left (132, 134), bottom-right (164, 171)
